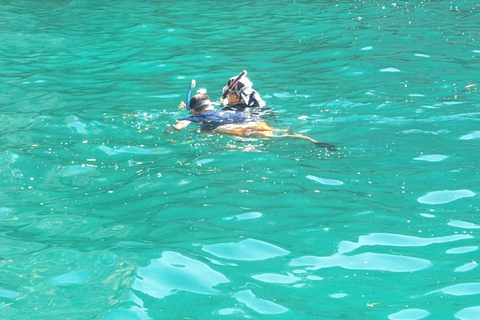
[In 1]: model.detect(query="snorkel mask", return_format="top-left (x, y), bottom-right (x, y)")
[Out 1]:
top-left (221, 70), bottom-right (247, 103)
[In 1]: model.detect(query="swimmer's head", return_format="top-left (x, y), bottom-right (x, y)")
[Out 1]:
top-left (223, 76), bottom-right (254, 97)
top-left (189, 93), bottom-right (213, 113)
top-left (222, 75), bottom-right (266, 108)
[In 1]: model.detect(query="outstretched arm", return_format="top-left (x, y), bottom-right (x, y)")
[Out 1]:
top-left (173, 120), bottom-right (191, 130)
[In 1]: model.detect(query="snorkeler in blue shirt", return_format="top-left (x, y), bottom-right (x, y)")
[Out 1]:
top-left (174, 94), bottom-right (249, 131)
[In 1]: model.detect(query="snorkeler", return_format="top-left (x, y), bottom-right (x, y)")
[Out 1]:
top-left (173, 93), bottom-right (335, 150)
top-left (173, 93), bottom-right (246, 131)
top-left (221, 71), bottom-right (265, 111)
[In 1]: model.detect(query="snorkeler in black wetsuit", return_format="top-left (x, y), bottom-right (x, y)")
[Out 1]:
top-left (221, 74), bottom-right (265, 112)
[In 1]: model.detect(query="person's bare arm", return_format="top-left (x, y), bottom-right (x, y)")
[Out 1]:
top-left (173, 120), bottom-right (191, 130)
top-left (178, 101), bottom-right (187, 110)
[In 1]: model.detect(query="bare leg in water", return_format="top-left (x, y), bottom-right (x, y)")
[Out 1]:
top-left (214, 122), bottom-right (336, 150)
top-left (266, 132), bottom-right (336, 150)
top-left (248, 127), bottom-right (336, 150)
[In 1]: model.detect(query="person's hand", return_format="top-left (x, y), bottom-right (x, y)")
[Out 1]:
top-left (178, 101), bottom-right (187, 110)
top-left (173, 120), bottom-right (191, 130)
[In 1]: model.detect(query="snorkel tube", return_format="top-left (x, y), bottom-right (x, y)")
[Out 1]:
top-left (186, 79), bottom-right (196, 113)
top-left (221, 70), bottom-right (247, 103)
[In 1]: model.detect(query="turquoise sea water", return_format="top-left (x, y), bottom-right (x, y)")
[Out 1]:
top-left (1, 1), bottom-right (480, 319)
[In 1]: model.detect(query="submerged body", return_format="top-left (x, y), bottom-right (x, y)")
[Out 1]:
top-left (221, 103), bottom-right (250, 112)
top-left (177, 107), bottom-right (272, 136)
top-left (179, 111), bottom-right (335, 150)
top-left (179, 109), bottom-right (247, 131)
top-left (213, 122), bottom-right (335, 149)
top-left (212, 121), bottom-right (275, 136)
top-left (173, 93), bottom-right (335, 150)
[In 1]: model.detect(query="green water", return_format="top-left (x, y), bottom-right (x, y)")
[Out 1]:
top-left (1, 0), bottom-right (480, 319)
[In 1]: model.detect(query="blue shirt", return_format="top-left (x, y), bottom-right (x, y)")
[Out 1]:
top-left (181, 110), bottom-right (249, 131)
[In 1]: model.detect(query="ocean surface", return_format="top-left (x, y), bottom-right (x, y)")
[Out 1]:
top-left (1, 1), bottom-right (479, 319)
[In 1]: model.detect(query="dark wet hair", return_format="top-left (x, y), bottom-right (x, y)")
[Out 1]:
top-left (189, 93), bottom-right (212, 112)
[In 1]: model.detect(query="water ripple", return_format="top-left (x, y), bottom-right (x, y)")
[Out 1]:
top-left (290, 252), bottom-right (431, 273)
top-left (388, 308), bottom-right (430, 320)
top-left (454, 263), bottom-right (478, 273)
top-left (306, 174), bottom-right (344, 186)
top-left (252, 273), bottom-right (301, 284)
top-left (446, 246), bottom-right (478, 254)
top-left (132, 251), bottom-right (229, 299)
top-left (460, 131), bottom-right (480, 140)
top-left (223, 211), bottom-right (262, 221)
top-left (98, 145), bottom-right (151, 155)
top-left (448, 220), bottom-right (480, 229)
top-left (427, 283), bottom-right (480, 297)
top-left (380, 67), bottom-right (401, 73)
top-left (338, 233), bottom-right (473, 254)
top-left (233, 290), bottom-right (289, 315)
top-left (50, 270), bottom-right (89, 286)
top-left (202, 239), bottom-right (289, 261)
top-left (417, 189), bottom-right (476, 205)
top-left (413, 154), bottom-right (449, 162)
top-left (0, 290), bottom-right (20, 300)
top-left (455, 306), bottom-right (480, 320)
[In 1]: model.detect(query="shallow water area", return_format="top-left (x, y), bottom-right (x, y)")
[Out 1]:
top-left (1, 1), bottom-right (480, 319)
